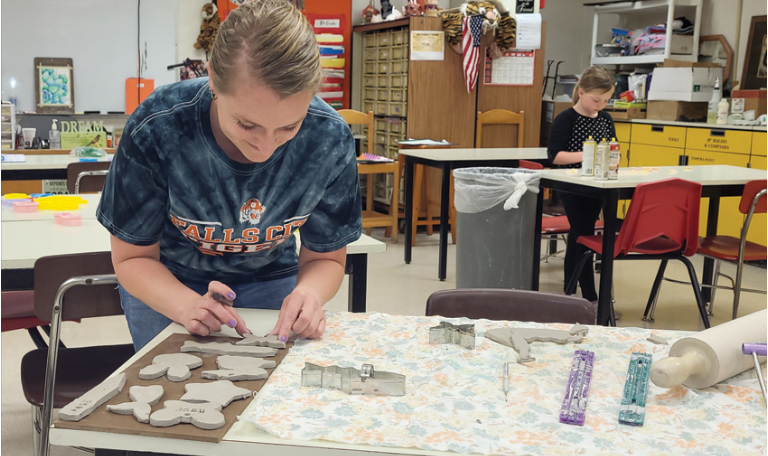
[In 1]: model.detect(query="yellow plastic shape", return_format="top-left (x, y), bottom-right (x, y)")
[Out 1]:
top-left (4, 193), bottom-right (31, 199)
top-left (37, 195), bottom-right (87, 211)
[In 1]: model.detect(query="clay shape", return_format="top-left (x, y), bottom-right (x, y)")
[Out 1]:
top-left (201, 355), bottom-right (274, 381)
top-left (301, 363), bottom-right (406, 396)
top-left (647, 334), bottom-right (669, 345)
top-left (181, 340), bottom-right (277, 358)
top-left (236, 334), bottom-right (286, 349)
top-left (486, 324), bottom-right (589, 364)
top-left (429, 321), bottom-right (476, 349)
top-left (180, 380), bottom-right (252, 408)
top-left (59, 373), bottom-right (127, 421)
top-left (139, 353), bottom-right (204, 382)
top-left (149, 400), bottom-right (225, 430)
top-left (107, 385), bottom-right (164, 423)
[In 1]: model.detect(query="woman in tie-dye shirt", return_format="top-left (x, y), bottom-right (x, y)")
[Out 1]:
top-left (98, 0), bottom-right (362, 351)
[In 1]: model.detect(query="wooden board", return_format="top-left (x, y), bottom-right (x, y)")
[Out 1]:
top-left (54, 333), bottom-right (293, 443)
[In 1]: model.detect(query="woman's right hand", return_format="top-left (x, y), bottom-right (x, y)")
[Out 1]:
top-left (178, 281), bottom-right (250, 336)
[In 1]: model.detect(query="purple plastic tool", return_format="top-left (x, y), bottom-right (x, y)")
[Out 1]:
top-left (559, 349), bottom-right (594, 425)
top-left (742, 343), bottom-right (767, 357)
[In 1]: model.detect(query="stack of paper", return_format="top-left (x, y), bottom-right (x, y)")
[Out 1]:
top-left (314, 22), bottom-right (347, 110)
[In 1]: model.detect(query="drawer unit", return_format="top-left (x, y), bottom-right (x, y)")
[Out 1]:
top-left (377, 48), bottom-right (391, 61)
top-left (391, 74), bottom-right (407, 88)
top-left (392, 28), bottom-right (408, 45)
top-left (364, 33), bottom-right (376, 48)
top-left (386, 132), bottom-right (402, 148)
top-left (387, 145), bottom-right (399, 161)
top-left (747, 154), bottom-right (766, 246)
top-left (363, 99), bottom-right (375, 114)
top-left (391, 45), bottom-right (407, 60)
top-left (363, 87), bottom-right (376, 100)
top-left (377, 30), bottom-right (391, 47)
top-left (374, 100), bottom-right (387, 116)
top-left (387, 101), bottom-right (407, 117)
top-left (752, 132), bottom-right (766, 157)
top-left (376, 61), bottom-right (390, 74)
top-left (363, 61), bottom-right (376, 74)
top-left (374, 117), bottom-right (387, 132)
top-left (364, 48), bottom-right (376, 61)
top-left (363, 75), bottom-right (376, 88)
top-left (630, 124), bottom-right (686, 148)
top-left (376, 88), bottom-right (389, 102)
top-left (628, 144), bottom-right (683, 167)
top-left (387, 118), bottom-right (405, 134)
top-left (685, 128), bottom-right (752, 154)
top-left (615, 122), bottom-right (631, 143)
top-left (377, 74), bottom-right (390, 88)
top-left (374, 130), bottom-right (387, 145)
top-left (687, 149), bottom-right (750, 240)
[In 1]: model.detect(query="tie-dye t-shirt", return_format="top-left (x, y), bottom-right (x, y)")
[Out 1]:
top-left (97, 78), bottom-right (362, 284)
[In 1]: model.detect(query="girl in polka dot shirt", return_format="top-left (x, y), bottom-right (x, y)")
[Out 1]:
top-left (547, 66), bottom-right (616, 307)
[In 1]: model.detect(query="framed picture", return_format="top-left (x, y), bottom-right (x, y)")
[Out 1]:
top-left (34, 57), bottom-right (75, 114)
top-left (741, 15), bottom-right (767, 90)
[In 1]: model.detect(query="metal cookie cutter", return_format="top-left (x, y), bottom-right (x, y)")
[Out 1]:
top-left (429, 321), bottom-right (476, 349)
top-left (301, 363), bottom-right (406, 396)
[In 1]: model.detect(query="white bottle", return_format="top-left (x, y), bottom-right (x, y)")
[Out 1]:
top-left (707, 77), bottom-right (721, 124)
top-left (49, 119), bottom-right (61, 149)
top-left (716, 98), bottom-right (729, 125)
top-left (581, 136), bottom-right (596, 177)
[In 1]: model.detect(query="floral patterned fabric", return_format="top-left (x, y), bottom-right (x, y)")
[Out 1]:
top-left (245, 312), bottom-right (766, 455)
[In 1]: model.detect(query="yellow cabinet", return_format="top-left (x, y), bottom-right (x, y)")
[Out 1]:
top-left (686, 150), bottom-right (750, 239)
top-left (686, 128), bottom-right (752, 155)
top-left (615, 122), bottom-right (631, 143)
top-left (747, 153), bottom-right (766, 246)
top-left (752, 132), bottom-right (766, 157)
top-left (630, 124), bottom-right (686, 148)
top-left (629, 144), bottom-right (684, 167)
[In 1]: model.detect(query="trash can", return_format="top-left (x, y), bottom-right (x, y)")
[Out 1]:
top-left (453, 167), bottom-right (541, 289)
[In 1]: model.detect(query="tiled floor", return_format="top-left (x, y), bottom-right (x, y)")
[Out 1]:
top-left (2, 229), bottom-right (766, 455)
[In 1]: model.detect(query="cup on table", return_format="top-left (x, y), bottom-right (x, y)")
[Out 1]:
top-left (21, 128), bottom-right (36, 149)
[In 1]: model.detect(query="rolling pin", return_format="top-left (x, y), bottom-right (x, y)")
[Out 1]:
top-left (650, 309), bottom-right (767, 389)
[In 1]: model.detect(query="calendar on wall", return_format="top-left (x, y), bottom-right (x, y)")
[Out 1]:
top-left (483, 49), bottom-right (535, 86)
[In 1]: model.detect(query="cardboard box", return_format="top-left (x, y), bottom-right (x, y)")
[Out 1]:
top-left (648, 61), bottom-right (723, 102)
top-left (732, 89), bottom-right (767, 117)
top-left (646, 101), bottom-right (708, 122)
top-left (603, 107), bottom-right (647, 120)
top-left (669, 35), bottom-right (694, 55)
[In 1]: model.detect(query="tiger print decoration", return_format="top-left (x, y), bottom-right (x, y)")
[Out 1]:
top-left (441, 1), bottom-right (516, 54)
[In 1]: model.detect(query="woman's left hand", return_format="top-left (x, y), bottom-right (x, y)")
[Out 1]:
top-left (269, 288), bottom-right (326, 342)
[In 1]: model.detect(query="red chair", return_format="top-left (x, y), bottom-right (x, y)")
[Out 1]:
top-left (647, 180), bottom-right (766, 321)
top-left (519, 160), bottom-right (604, 261)
top-left (565, 178), bottom-right (709, 328)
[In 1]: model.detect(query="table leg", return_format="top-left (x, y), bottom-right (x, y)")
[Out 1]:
top-left (438, 163), bottom-right (451, 281)
top-left (598, 191), bottom-right (619, 326)
top-left (701, 192), bottom-right (721, 303)
top-left (532, 189), bottom-right (543, 290)
top-left (404, 157), bottom-right (414, 264)
top-left (345, 254), bottom-right (367, 313)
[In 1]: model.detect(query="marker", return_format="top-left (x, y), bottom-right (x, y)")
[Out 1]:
top-left (78, 158), bottom-right (97, 162)
top-left (210, 292), bottom-right (234, 307)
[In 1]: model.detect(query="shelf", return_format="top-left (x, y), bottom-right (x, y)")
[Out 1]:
top-left (592, 54), bottom-right (696, 65)
top-left (353, 18), bottom-right (410, 33)
top-left (590, 0), bottom-right (700, 13)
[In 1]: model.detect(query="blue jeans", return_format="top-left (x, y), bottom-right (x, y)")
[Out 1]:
top-left (119, 275), bottom-right (297, 352)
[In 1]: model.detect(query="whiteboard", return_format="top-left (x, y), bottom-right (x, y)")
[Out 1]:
top-left (1, 0), bottom-right (178, 113)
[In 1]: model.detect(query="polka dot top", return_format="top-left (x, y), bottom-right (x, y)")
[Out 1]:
top-left (547, 108), bottom-right (616, 169)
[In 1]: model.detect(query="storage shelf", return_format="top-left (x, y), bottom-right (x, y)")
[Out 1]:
top-left (589, 0), bottom-right (699, 13)
top-left (592, 54), bottom-right (696, 65)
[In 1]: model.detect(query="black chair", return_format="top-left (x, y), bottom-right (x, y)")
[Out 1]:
top-left (426, 288), bottom-right (596, 324)
top-left (20, 252), bottom-right (135, 456)
top-left (66, 161), bottom-right (110, 194)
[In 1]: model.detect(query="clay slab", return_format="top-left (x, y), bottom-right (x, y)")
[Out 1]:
top-left (236, 334), bottom-right (286, 349)
top-left (486, 324), bottom-right (589, 363)
top-left (181, 340), bottom-right (277, 358)
top-left (149, 400), bottom-right (225, 430)
top-left (180, 380), bottom-right (252, 408)
top-left (139, 353), bottom-right (203, 382)
top-left (59, 373), bottom-right (127, 422)
top-left (107, 385), bottom-right (164, 424)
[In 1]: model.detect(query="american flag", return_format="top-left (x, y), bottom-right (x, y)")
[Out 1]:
top-left (462, 15), bottom-right (483, 93)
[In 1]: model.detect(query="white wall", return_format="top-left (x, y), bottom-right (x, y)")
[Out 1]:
top-left (177, 0), bottom-right (210, 68)
top-left (1, 0), bottom-right (178, 113)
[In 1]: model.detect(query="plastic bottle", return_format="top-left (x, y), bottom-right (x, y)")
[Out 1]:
top-left (594, 138), bottom-right (610, 180)
top-left (49, 119), bottom-right (61, 149)
top-left (608, 138), bottom-right (620, 180)
top-left (717, 98), bottom-right (729, 125)
top-left (707, 77), bottom-right (721, 124)
top-left (581, 136), bottom-right (596, 177)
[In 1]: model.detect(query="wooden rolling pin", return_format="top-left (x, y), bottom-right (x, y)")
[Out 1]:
top-left (650, 309), bottom-right (767, 389)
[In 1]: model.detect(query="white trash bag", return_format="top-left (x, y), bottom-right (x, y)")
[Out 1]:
top-left (452, 167), bottom-right (541, 214)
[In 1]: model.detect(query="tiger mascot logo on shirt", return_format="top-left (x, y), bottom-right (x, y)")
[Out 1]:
top-left (239, 198), bottom-right (266, 225)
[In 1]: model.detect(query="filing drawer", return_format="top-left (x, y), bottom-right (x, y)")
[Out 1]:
top-left (363, 75), bottom-right (376, 88)
top-left (391, 74), bottom-right (407, 88)
top-left (387, 118), bottom-right (405, 134)
top-left (363, 61), bottom-right (376, 74)
top-left (392, 45), bottom-right (407, 60)
top-left (364, 33), bottom-right (376, 48)
top-left (391, 59), bottom-right (408, 74)
top-left (685, 128), bottom-right (752, 154)
top-left (629, 144), bottom-right (683, 167)
top-left (363, 100), bottom-right (375, 113)
top-left (377, 48), bottom-right (391, 61)
top-left (614, 122), bottom-right (631, 143)
top-left (374, 130), bottom-right (387, 145)
top-left (392, 28), bottom-right (407, 45)
top-left (374, 118), bottom-right (387, 132)
top-left (377, 61), bottom-right (390, 74)
top-left (377, 30), bottom-right (391, 47)
top-left (387, 101), bottom-right (407, 117)
top-left (752, 132), bottom-right (766, 157)
top-left (377, 74), bottom-right (390, 87)
top-left (387, 145), bottom-right (399, 160)
top-left (390, 88), bottom-right (406, 102)
top-left (364, 48), bottom-right (376, 61)
top-left (376, 88), bottom-right (389, 102)
top-left (363, 87), bottom-right (376, 100)
top-left (386, 132), bottom-right (401, 148)
top-left (375, 100), bottom-right (387, 116)
top-left (630, 124), bottom-right (686, 148)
